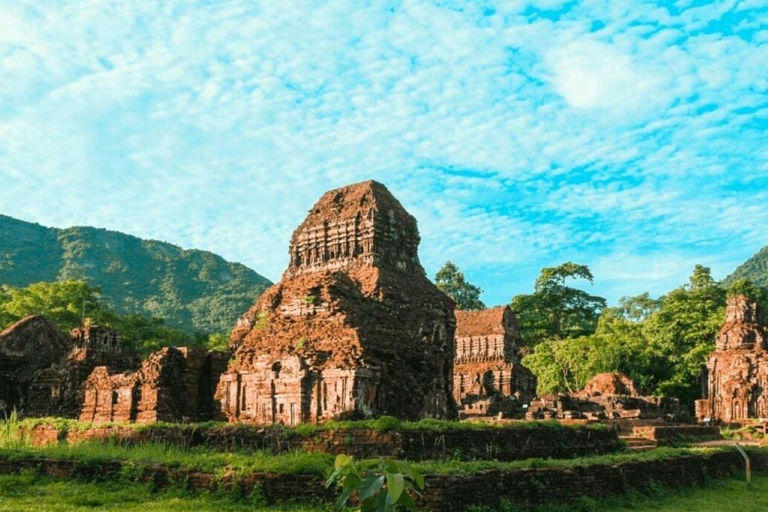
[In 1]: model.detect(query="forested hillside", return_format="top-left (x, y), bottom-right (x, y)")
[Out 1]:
top-left (724, 245), bottom-right (768, 288)
top-left (0, 215), bottom-right (271, 334)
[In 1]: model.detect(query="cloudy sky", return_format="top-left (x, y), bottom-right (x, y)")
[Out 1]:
top-left (0, 0), bottom-right (766, 306)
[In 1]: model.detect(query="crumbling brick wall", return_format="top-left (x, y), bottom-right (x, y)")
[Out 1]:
top-left (80, 347), bottom-right (229, 423)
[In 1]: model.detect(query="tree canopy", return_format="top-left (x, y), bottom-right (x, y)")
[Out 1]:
top-left (0, 280), bottom-right (224, 354)
top-left (511, 262), bottom-right (606, 348)
top-left (521, 265), bottom-right (753, 403)
top-left (434, 261), bottom-right (486, 310)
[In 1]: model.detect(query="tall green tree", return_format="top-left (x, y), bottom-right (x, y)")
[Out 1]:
top-left (511, 262), bottom-right (606, 348)
top-left (0, 280), bottom-right (107, 331)
top-left (0, 280), bottom-right (222, 354)
top-left (434, 261), bottom-right (486, 310)
top-left (642, 265), bottom-right (726, 401)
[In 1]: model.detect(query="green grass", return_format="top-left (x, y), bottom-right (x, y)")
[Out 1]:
top-left (410, 446), bottom-right (720, 475)
top-left (0, 472), bottom-right (332, 512)
top-left (0, 441), bottom-right (335, 476)
top-left (17, 415), bottom-right (609, 437)
top-left (0, 439), bottom-right (730, 478)
top-left (0, 473), bottom-right (765, 512)
top-left (472, 475), bottom-right (768, 511)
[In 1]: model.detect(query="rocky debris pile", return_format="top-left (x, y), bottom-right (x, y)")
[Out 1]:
top-left (527, 372), bottom-right (683, 421)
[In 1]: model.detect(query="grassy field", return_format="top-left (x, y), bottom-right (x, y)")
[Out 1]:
top-left (0, 473), bottom-right (765, 512)
top-left (0, 472), bottom-right (333, 512)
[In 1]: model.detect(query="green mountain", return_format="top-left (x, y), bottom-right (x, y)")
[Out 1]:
top-left (0, 214), bottom-right (272, 334)
top-left (723, 245), bottom-right (768, 289)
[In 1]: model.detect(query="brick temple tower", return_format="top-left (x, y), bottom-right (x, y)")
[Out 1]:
top-left (218, 180), bottom-right (456, 425)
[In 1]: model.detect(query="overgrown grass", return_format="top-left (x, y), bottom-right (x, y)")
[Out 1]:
top-left (468, 475), bottom-right (768, 512)
top-left (18, 415), bottom-right (609, 438)
top-left (0, 441), bottom-right (335, 476)
top-left (0, 437), bottom-right (731, 478)
top-left (0, 472), bottom-right (766, 512)
top-left (721, 424), bottom-right (768, 443)
top-left (0, 410), bottom-right (27, 449)
top-left (0, 472), bottom-right (333, 512)
top-left (408, 446), bottom-right (722, 475)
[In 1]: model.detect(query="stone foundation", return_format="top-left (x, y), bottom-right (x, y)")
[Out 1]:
top-left (23, 422), bottom-right (621, 461)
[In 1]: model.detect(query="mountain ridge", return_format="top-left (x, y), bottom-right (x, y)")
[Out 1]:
top-left (0, 214), bottom-right (272, 334)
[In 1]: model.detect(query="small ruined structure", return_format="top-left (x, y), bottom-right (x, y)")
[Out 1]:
top-left (452, 307), bottom-right (536, 418)
top-left (71, 325), bottom-right (123, 353)
top-left (0, 315), bottom-right (227, 423)
top-left (527, 372), bottom-right (682, 421)
top-left (579, 372), bottom-right (638, 399)
top-left (0, 316), bottom-right (135, 417)
top-left (218, 180), bottom-right (456, 425)
top-left (696, 295), bottom-right (768, 423)
top-left (80, 347), bottom-right (229, 423)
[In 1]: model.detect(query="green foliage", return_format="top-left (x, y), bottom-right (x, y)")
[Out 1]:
top-left (0, 410), bottom-right (28, 449)
top-left (642, 265), bottom-right (725, 401)
top-left (434, 261), bottom-right (485, 310)
top-left (326, 455), bottom-right (425, 512)
top-left (0, 214), bottom-right (271, 334)
top-left (0, 473), bottom-right (332, 512)
top-left (0, 280), bottom-right (106, 332)
top-left (511, 263), bottom-right (606, 348)
top-left (0, 280), bottom-right (226, 355)
top-left (723, 244), bottom-right (768, 289)
top-left (523, 265), bottom-right (727, 401)
top-left (4, 472), bottom-right (768, 512)
top-left (255, 311), bottom-right (270, 330)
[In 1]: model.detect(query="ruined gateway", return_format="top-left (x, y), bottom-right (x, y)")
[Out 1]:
top-left (453, 307), bottom-right (536, 418)
top-left (217, 180), bottom-right (456, 424)
top-left (696, 295), bottom-right (768, 423)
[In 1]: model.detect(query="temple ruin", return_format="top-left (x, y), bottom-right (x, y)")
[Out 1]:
top-left (80, 347), bottom-right (229, 423)
top-left (0, 315), bottom-right (228, 423)
top-left (218, 180), bottom-right (456, 425)
top-left (696, 295), bottom-right (768, 423)
top-left (0, 317), bottom-right (136, 417)
top-left (452, 307), bottom-right (536, 418)
top-left (527, 372), bottom-right (683, 421)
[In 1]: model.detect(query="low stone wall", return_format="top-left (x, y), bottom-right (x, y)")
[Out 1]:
top-left (0, 449), bottom-right (763, 511)
top-left (631, 425), bottom-right (722, 444)
top-left (25, 423), bottom-right (623, 461)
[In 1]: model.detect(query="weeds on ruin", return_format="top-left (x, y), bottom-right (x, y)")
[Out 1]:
top-left (0, 410), bottom-right (29, 449)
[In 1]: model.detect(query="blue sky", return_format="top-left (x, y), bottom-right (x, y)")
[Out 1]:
top-left (0, 0), bottom-right (766, 307)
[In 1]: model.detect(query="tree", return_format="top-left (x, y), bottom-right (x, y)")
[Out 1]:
top-left (727, 277), bottom-right (768, 307)
top-left (0, 280), bottom-right (107, 331)
top-left (0, 280), bottom-right (224, 354)
top-left (523, 302), bottom-right (654, 394)
top-left (434, 261), bottom-right (485, 310)
top-left (511, 262), bottom-right (606, 348)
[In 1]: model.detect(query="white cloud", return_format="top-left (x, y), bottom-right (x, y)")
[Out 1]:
top-left (0, 0), bottom-right (765, 306)
top-left (543, 39), bottom-right (666, 114)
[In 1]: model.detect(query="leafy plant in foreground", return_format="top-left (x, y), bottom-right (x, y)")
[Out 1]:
top-left (326, 454), bottom-right (425, 512)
